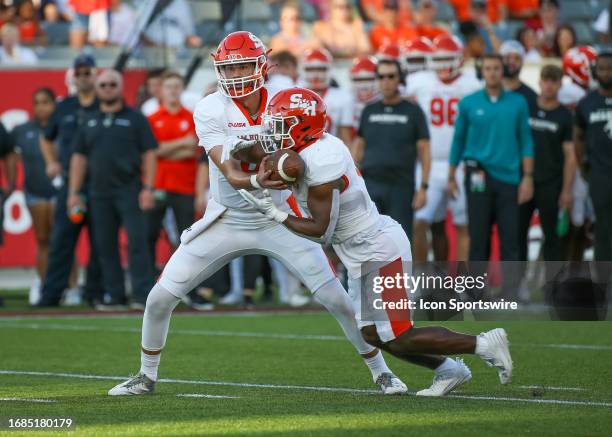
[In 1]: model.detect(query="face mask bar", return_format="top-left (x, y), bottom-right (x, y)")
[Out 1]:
top-left (303, 66), bottom-right (331, 89)
top-left (259, 114), bottom-right (299, 153)
top-left (215, 56), bottom-right (266, 98)
top-left (428, 55), bottom-right (462, 72)
top-left (405, 55), bottom-right (429, 73)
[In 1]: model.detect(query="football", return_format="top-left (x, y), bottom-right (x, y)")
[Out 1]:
top-left (264, 149), bottom-right (305, 183)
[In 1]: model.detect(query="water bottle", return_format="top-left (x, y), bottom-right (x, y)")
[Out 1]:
top-left (556, 209), bottom-right (569, 237)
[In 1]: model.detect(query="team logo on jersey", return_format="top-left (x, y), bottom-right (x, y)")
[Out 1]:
top-left (228, 122), bottom-right (247, 127)
top-left (289, 93), bottom-right (316, 116)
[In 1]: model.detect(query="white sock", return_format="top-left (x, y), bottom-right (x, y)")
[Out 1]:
top-left (140, 351), bottom-right (160, 381)
top-left (435, 357), bottom-right (455, 374)
top-left (475, 333), bottom-right (488, 356)
top-left (363, 350), bottom-right (392, 381)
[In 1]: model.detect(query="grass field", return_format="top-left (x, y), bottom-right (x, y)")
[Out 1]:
top-left (0, 307), bottom-right (611, 436)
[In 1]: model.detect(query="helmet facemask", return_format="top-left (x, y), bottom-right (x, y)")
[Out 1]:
top-left (259, 113), bottom-right (299, 153)
top-left (430, 54), bottom-right (462, 80)
top-left (215, 56), bottom-right (267, 98)
top-left (303, 65), bottom-right (331, 91)
top-left (351, 76), bottom-right (378, 102)
top-left (405, 55), bottom-right (429, 73)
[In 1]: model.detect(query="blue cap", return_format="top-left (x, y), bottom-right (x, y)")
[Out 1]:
top-left (73, 54), bottom-right (96, 68)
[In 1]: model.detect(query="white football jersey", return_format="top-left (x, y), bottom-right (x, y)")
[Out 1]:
top-left (292, 133), bottom-right (381, 244)
top-left (559, 79), bottom-right (586, 108)
top-left (321, 87), bottom-right (354, 137)
top-left (193, 85), bottom-right (288, 214)
top-left (405, 71), bottom-right (481, 162)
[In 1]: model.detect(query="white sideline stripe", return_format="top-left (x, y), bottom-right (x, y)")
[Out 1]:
top-left (177, 394), bottom-right (241, 399)
top-left (1, 322), bottom-right (611, 351)
top-left (1, 370), bottom-right (611, 408)
top-left (519, 385), bottom-right (587, 392)
top-left (0, 397), bottom-right (56, 403)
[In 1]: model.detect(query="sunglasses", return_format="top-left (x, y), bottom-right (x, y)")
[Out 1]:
top-left (98, 82), bottom-right (118, 89)
top-left (376, 73), bottom-right (399, 80)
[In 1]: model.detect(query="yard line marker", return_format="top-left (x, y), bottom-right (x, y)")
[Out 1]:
top-left (0, 397), bottom-right (56, 403)
top-left (176, 394), bottom-right (241, 399)
top-left (1, 321), bottom-right (611, 351)
top-left (0, 370), bottom-right (610, 408)
top-left (518, 385), bottom-right (587, 392)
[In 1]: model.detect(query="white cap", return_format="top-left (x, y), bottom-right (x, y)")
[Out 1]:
top-left (500, 40), bottom-right (526, 58)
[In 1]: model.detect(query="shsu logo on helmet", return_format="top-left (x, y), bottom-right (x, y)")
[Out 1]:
top-left (289, 94), bottom-right (317, 116)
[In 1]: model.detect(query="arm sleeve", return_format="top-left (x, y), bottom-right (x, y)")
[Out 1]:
top-left (0, 123), bottom-right (14, 157)
top-left (413, 104), bottom-right (430, 141)
top-left (574, 99), bottom-right (587, 130)
top-left (357, 105), bottom-right (368, 138)
top-left (136, 113), bottom-right (158, 153)
top-left (562, 110), bottom-right (573, 142)
top-left (71, 127), bottom-right (88, 156)
top-left (44, 106), bottom-right (60, 141)
top-left (449, 98), bottom-right (468, 166)
top-left (517, 98), bottom-right (534, 158)
top-left (193, 99), bottom-right (226, 153)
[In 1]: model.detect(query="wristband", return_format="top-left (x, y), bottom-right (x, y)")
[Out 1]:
top-left (250, 174), bottom-right (262, 189)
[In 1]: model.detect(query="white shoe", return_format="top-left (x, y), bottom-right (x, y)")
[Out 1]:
top-left (108, 373), bottom-right (155, 395)
top-left (416, 358), bottom-right (472, 397)
top-left (63, 287), bottom-right (82, 306)
top-left (219, 291), bottom-right (243, 305)
top-left (28, 277), bottom-right (41, 306)
top-left (287, 293), bottom-right (310, 307)
top-left (375, 372), bottom-right (408, 395)
top-left (476, 328), bottom-right (513, 384)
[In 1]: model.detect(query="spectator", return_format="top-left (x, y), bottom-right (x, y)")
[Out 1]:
top-left (145, 71), bottom-right (199, 285)
top-left (41, 2), bottom-right (70, 46)
top-left (16, 0), bottom-right (45, 45)
top-left (269, 1), bottom-right (313, 59)
top-left (500, 40), bottom-right (538, 111)
top-left (143, 0), bottom-right (201, 49)
top-left (68, 0), bottom-right (111, 49)
top-left (516, 27), bottom-right (541, 62)
top-left (536, 0), bottom-right (560, 57)
top-left (468, 0), bottom-right (502, 53)
top-left (352, 59), bottom-right (431, 238)
top-left (413, 0), bottom-right (448, 41)
top-left (359, 0), bottom-right (412, 25)
top-left (68, 69), bottom-right (157, 310)
top-left (449, 54), bottom-right (534, 264)
top-left (593, 8), bottom-right (609, 45)
top-left (575, 52), bottom-right (612, 262)
top-left (140, 67), bottom-right (201, 116)
top-left (108, 0), bottom-right (135, 46)
top-left (0, 23), bottom-right (38, 65)
top-left (459, 21), bottom-right (486, 60)
top-left (519, 65), bottom-right (575, 264)
top-left (11, 88), bottom-right (58, 305)
top-left (552, 24), bottom-right (576, 58)
top-left (312, 0), bottom-right (370, 58)
top-left (506, 0), bottom-right (539, 21)
top-left (268, 50), bottom-right (299, 89)
top-left (368, 0), bottom-right (416, 52)
top-left (38, 54), bottom-right (103, 308)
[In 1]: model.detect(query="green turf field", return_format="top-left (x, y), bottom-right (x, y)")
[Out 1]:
top-left (0, 312), bottom-right (611, 436)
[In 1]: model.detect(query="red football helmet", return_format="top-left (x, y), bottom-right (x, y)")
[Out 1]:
top-left (302, 48), bottom-right (333, 91)
top-left (402, 37), bottom-right (435, 73)
top-left (563, 45), bottom-right (597, 88)
top-left (259, 88), bottom-right (327, 153)
top-left (376, 43), bottom-right (401, 62)
top-left (350, 56), bottom-right (379, 103)
top-left (212, 31), bottom-right (269, 98)
top-left (430, 35), bottom-right (464, 80)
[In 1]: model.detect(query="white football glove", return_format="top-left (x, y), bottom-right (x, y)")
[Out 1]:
top-left (221, 137), bottom-right (259, 163)
top-left (238, 189), bottom-right (288, 223)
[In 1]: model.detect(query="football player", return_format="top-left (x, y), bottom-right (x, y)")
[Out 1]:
top-left (237, 88), bottom-right (513, 396)
top-left (300, 48), bottom-right (354, 148)
top-left (349, 55), bottom-right (379, 133)
top-left (405, 35), bottom-right (481, 263)
top-left (108, 32), bottom-right (406, 396)
top-left (402, 37), bottom-right (435, 77)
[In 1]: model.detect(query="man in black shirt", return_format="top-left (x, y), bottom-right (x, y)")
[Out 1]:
top-left (352, 59), bottom-right (431, 239)
top-left (575, 52), bottom-right (612, 262)
top-left (69, 69), bottom-right (158, 309)
top-left (38, 54), bottom-right (103, 307)
top-left (519, 65), bottom-right (575, 263)
top-left (501, 40), bottom-right (538, 111)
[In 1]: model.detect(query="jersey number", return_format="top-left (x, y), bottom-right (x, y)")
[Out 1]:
top-left (430, 97), bottom-right (459, 126)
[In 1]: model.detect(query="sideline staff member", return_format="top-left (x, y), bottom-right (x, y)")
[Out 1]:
top-left (352, 58), bottom-right (431, 239)
top-left (68, 69), bottom-right (157, 310)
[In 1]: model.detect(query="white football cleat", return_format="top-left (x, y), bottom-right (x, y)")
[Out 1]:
top-left (219, 291), bottom-right (243, 305)
top-left (476, 328), bottom-right (513, 384)
top-left (375, 372), bottom-right (408, 395)
top-left (416, 358), bottom-right (472, 397)
top-left (28, 277), bottom-right (41, 306)
top-left (108, 373), bottom-right (156, 396)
